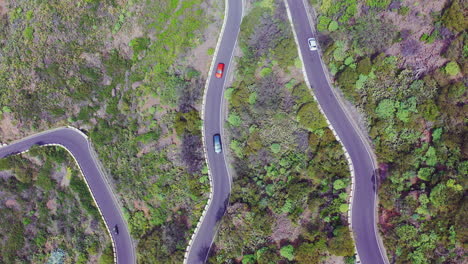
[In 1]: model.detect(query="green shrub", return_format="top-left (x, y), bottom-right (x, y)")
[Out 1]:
top-left (270, 143), bottom-right (281, 154)
top-left (328, 226), bottom-right (354, 256)
top-left (337, 67), bottom-right (358, 98)
top-left (328, 20), bottom-right (339, 31)
top-left (344, 56), bottom-right (354, 66)
top-left (207, 47), bottom-right (214, 55)
top-left (227, 113), bottom-right (242, 127)
top-left (174, 110), bottom-right (201, 136)
top-left (36, 165), bottom-right (55, 191)
top-left (447, 82), bottom-right (466, 99)
top-left (339, 203), bottom-right (348, 213)
top-left (333, 179), bottom-right (347, 190)
top-left (230, 140), bottom-right (244, 158)
top-left (366, 0), bottom-right (391, 9)
top-left (242, 254), bottom-right (256, 264)
top-left (375, 99), bottom-right (396, 119)
top-left (444, 61), bottom-right (460, 76)
top-left (333, 45), bottom-right (347, 61)
top-left (23, 26), bottom-right (34, 40)
top-left (260, 67), bottom-right (272, 77)
top-left (398, 6), bottom-right (410, 15)
top-left (280, 245), bottom-right (294, 261)
top-left (317, 16), bottom-right (332, 31)
top-left (273, 37), bottom-right (297, 68)
top-left (297, 102), bottom-right (327, 132)
top-left (355, 74), bottom-right (368, 90)
top-left (417, 167), bottom-right (434, 181)
top-left (248, 92), bottom-right (257, 104)
top-left (99, 244), bottom-right (114, 264)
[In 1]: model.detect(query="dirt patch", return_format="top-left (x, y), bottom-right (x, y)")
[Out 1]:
top-left (0, 113), bottom-right (22, 142)
top-left (270, 213), bottom-right (300, 244)
top-left (46, 199), bottom-right (57, 214)
top-left (383, 0), bottom-right (449, 72)
top-left (80, 52), bottom-right (103, 69)
top-left (0, 0), bottom-right (8, 16)
top-left (0, 170), bottom-right (13, 180)
top-left (140, 95), bottom-right (160, 113)
top-left (107, 16), bottom-right (144, 59)
top-left (56, 166), bottom-right (72, 188)
top-left (5, 198), bottom-right (20, 210)
top-left (323, 255), bottom-right (345, 264)
top-left (379, 208), bottom-right (402, 233)
top-left (158, 128), bottom-right (181, 149)
top-left (133, 200), bottom-right (151, 218)
top-left (187, 23), bottom-right (221, 77)
top-left (185, 1), bottom-right (224, 77)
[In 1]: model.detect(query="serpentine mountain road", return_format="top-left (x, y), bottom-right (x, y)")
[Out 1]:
top-left (287, 0), bottom-right (386, 263)
top-left (0, 0), bottom-right (384, 263)
top-left (0, 128), bottom-right (135, 264)
top-left (185, 0), bottom-right (243, 263)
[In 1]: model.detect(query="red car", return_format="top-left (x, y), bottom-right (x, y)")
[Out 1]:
top-left (215, 63), bottom-right (225, 78)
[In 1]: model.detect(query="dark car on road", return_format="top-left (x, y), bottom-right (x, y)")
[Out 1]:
top-left (213, 134), bottom-right (222, 153)
top-left (113, 225), bottom-right (119, 235)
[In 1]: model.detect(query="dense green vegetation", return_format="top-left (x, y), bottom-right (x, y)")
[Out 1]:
top-left (310, 0), bottom-right (467, 262)
top-left (0, 147), bottom-right (110, 263)
top-left (0, 0), bottom-right (221, 262)
top-left (209, 1), bottom-right (355, 263)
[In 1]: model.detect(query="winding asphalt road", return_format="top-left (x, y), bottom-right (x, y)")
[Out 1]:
top-left (286, 0), bottom-right (387, 263)
top-left (1, 1), bottom-right (385, 263)
top-left (0, 127), bottom-right (135, 264)
top-left (185, 0), bottom-right (243, 263)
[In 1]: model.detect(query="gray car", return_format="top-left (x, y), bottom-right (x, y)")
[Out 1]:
top-left (308, 37), bottom-right (317, 51)
top-left (213, 134), bottom-right (222, 153)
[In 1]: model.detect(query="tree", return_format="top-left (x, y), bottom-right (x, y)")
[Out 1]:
top-left (270, 143), bottom-right (281, 154)
top-left (356, 57), bottom-right (372, 75)
top-left (280, 245), bottom-right (294, 261)
top-left (337, 67), bottom-right (358, 98)
top-left (328, 20), bottom-right (339, 31)
top-left (227, 113), bottom-right (242, 127)
top-left (445, 61), bottom-right (461, 76)
top-left (295, 241), bottom-right (326, 263)
top-left (333, 179), bottom-right (347, 190)
top-left (430, 183), bottom-right (450, 211)
top-left (242, 254), bottom-right (256, 264)
top-left (441, 0), bottom-right (467, 33)
top-left (328, 226), bottom-right (354, 256)
top-left (417, 167), bottom-right (434, 181)
top-left (296, 102), bottom-right (328, 132)
top-left (375, 99), bottom-right (396, 119)
top-left (317, 16), bottom-right (332, 31)
top-left (396, 224), bottom-right (418, 242)
top-left (351, 14), bottom-right (397, 55)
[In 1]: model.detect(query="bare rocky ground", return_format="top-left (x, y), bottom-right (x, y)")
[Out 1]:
top-left (383, 0), bottom-right (449, 73)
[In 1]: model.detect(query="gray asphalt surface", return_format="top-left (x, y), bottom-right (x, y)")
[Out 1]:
top-left (185, 0), bottom-right (243, 263)
top-left (286, 1), bottom-right (385, 263)
top-left (0, 128), bottom-right (135, 264)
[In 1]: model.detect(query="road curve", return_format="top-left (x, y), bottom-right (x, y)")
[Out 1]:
top-left (0, 127), bottom-right (135, 264)
top-left (285, 0), bottom-right (387, 263)
top-left (185, 0), bottom-right (243, 263)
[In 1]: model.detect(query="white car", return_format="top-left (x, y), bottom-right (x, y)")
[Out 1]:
top-left (308, 38), bottom-right (317, 51)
